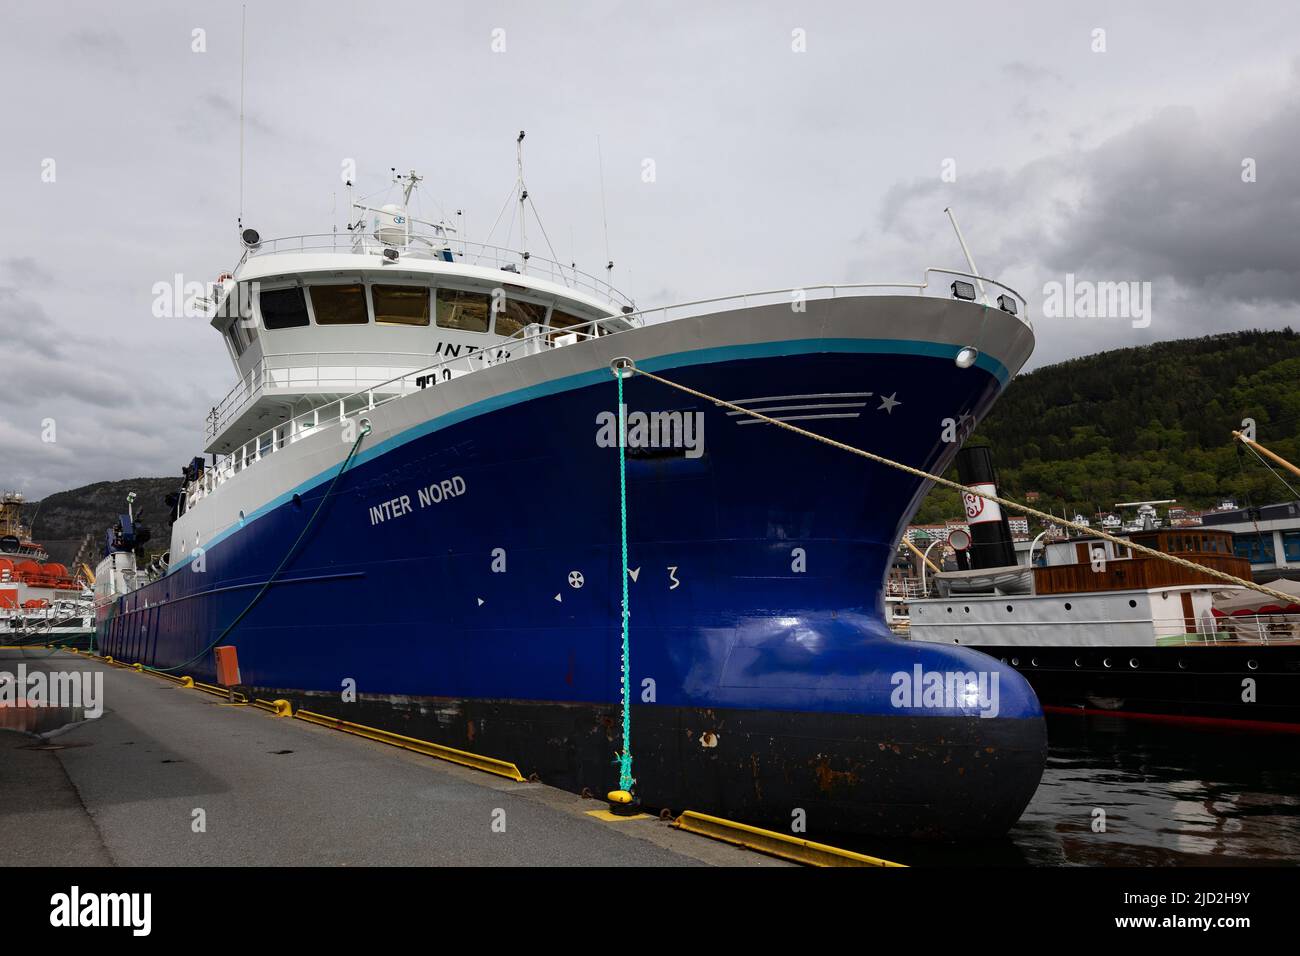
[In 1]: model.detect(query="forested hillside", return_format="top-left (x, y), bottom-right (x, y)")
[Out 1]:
top-left (18, 477), bottom-right (178, 565)
top-left (913, 329), bottom-right (1300, 524)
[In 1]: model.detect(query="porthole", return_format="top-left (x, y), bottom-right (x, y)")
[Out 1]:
top-left (1103, 657), bottom-right (1112, 668)
top-left (1006, 605), bottom-right (1014, 613)
top-left (1248, 659), bottom-right (1259, 671)
top-left (1178, 659), bottom-right (1187, 670)
top-left (1030, 657), bottom-right (1039, 667)
top-left (964, 606), bottom-right (970, 613)
top-left (947, 607), bottom-right (953, 614)
top-left (1064, 602), bottom-right (1073, 611)
top-left (1129, 658), bottom-right (1139, 669)
top-left (1128, 599), bottom-right (1137, 608)
top-left (1011, 657), bottom-right (1020, 667)
top-left (1073, 658), bottom-right (1082, 668)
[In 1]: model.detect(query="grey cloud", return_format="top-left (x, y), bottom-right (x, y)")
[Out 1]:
top-left (1, 257), bottom-right (54, 286)
top-left (0, 287), bottom-right (65, 359)
top-left (67, 28), bottom-right (133, 72)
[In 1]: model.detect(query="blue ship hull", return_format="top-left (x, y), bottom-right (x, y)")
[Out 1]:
top-left (99, 341), bottom-right (1046, 839)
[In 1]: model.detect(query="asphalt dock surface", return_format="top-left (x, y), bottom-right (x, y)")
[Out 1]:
top-left (0, 648), bottom-right (787, 867)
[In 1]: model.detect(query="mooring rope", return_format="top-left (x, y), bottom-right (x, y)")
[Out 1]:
top-left (145, 421), bottom-right (371, 674)
top-left (614, 365), bottom-right (635, 793)
top-left (630, 365), bottom-right (1297, 606)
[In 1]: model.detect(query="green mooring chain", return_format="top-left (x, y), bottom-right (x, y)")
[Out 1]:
top-left (615, 365), bottom-right (634, 793)
top-left (145, 421), bottom-right (370, 674)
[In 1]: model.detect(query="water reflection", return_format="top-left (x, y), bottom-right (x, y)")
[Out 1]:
top-left (1010, 713), bottom-right (1300, 866)
top-left (845, 714), bottom-right (1300, 866)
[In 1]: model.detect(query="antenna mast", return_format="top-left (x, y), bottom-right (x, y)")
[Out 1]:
top-left (237, 4), bottom-right (246, 231)
top-left (516, 131), bottom-right (528, 274)
top-left (597, 134), bottom-right (612, 288)
top-left (944, 206), bottom-right (988, 304)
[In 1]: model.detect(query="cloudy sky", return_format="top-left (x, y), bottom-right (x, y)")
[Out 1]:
top-left (2, 0), bottom-right (1298, 498)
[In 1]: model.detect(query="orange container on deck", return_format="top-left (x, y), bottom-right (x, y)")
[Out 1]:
top-left (214, 645), bottom-right (241, 687)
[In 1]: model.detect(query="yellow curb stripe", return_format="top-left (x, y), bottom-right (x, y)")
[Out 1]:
top-left (672, 810), bottom-right (905, 867)
top-left (293, 709), bottom-right (525, 782)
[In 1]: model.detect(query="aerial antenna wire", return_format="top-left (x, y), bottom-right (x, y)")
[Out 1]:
top-left (526, 195), bottom-right (563, 270)
top-left (1242, 439), bottom-right (1300, 500)
top-left (237, 4), bottom-right (246, 230)
top-left (475, 182), bottom-right (518, 264)
top-left (597, 135), bottom-right (613, 291)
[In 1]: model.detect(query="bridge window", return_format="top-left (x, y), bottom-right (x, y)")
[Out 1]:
top-left (372, 285), bottom-right (430, 326)
top-left (549, 308), bottom-right (592, 344)
top-left (310, 284), bottom-right (369, 325)
top-left (1234, 534), bottom-right (1276, 565)
top-left (260, 287), bottom-right (310, 329)
top-left (436, 288), bottom-right (490, 333)
top-left (494, 298), bottom-right (547, 337)
top-left (1283, 531), bottom-right (1300, 563)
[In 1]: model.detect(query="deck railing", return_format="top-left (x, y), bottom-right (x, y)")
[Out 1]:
top-left (236, 231), bottom-right (634, 309)
top-left (1162, 612), bottom-right (1300, 646)
top-left (205, 268), bottom-right (1030, 444)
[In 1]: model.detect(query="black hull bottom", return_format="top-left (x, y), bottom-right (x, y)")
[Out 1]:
top-left (251, 688), bottom-right (1046, 841)
top-left (973, 643), bottom-right (1300, 730)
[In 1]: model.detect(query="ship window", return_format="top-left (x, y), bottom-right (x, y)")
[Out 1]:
top-left (227, 327), bottom-right (244, 356)
top-left (549, 308), bottom-right (591, 344)
top-left (372, 285), bottom-right (430, 326)
top-left (494, 298), bottom-right (547, 337)
top-left (436, 288), bottom-right (491, 333)
top-left (1234, 535), bottom-right (1276, 565)
top-left (310, 284), bottom-right (369, 325)
top-left (550, 309), bottom-right (587, 332)
top-left (260, 288), bottom-right (310, 329)
top-left (1283, 531), bottom-right (1300, 563)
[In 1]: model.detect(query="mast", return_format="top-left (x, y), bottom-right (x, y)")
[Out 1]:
top-left (516, 130), bottom-right (528, 275)
top-left (1233, 431), bottom-right (1300, 481)
top-left (237, 4), bottom-right (246, 233)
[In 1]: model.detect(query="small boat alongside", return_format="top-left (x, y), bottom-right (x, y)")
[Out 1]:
top-left (0, 492), bottom-right (94, 646)
top-left (907, 455), bottom-right (1300, 730)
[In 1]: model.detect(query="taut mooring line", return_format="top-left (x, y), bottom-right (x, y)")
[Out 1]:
top-left (630, 365), bottom-right (1295, 605)
top-left (145, 420), bottom-right (372, 674)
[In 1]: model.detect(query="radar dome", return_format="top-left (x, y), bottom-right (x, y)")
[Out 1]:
top-left (373, 204), bottom-right (409, 247)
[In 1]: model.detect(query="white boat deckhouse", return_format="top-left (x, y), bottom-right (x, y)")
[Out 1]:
top-left (203, 170), bottom-right (634, 461)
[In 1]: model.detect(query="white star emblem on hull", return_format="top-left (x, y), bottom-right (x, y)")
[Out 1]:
top-left (877, 393), bottom-right (901, 413)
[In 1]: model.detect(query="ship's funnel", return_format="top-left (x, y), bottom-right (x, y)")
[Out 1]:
top-left (955, 445), bottom-right (1017, 570)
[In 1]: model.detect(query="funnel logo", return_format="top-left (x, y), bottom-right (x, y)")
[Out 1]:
top-left (962, 484), bottom-right (1002, 525)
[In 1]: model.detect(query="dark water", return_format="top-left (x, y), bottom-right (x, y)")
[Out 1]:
top-left (862, 714), bottom-right (1300, 867)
